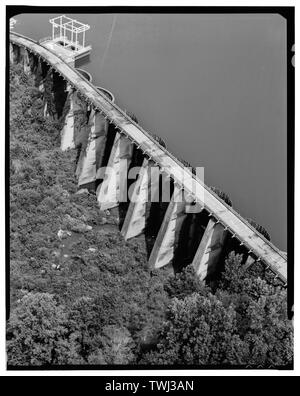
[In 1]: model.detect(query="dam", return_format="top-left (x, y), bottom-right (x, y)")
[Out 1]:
top-left (9, 29), bottom-right (288, 285)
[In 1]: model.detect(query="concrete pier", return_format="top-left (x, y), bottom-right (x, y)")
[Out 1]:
top-left (244, 255), bottom-right (256, 270)
top-left (61, 70), bottom-right (91, 151)
top-left (10, 43), bottom-right (14, 64)
top-left (192, 218), bottom-right (227, 281)
top-left (61, 85), bottom-right (75, 150)
top-left (121, 158), bottom-right (150, 240)
top-left (76, 108), bottom-right (110, 186)
top-left (148, 187), bottom-right (193, 269)
top-left (23, 49), bottom-right (31, 75)
top-left (96, 132), bottom-right (133, 211)
top-left (60, 88), bottom-right (88, 150)
top-left (76, 86), bottom-right (115, 188)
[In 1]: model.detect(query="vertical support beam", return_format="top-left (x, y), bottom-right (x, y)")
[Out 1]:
top-left (36, 58), bottom-right (45, 92)
top-left (121, 158), bottom-right (150, 240)
top-left (76, 108), bottom-right (109, 186)
top-left (10, 43), bottom-right (14, 64)
top-left (12, 44), bottom-right (20, 64)
top-left (61, 85), bottom-right (75, 150)
top-left (43, 101), bottom-right (48, 118)
top-left (96, 132), bottom-right (133, 211)
top-left (42, 68), bottom-right (56, 119)
top-left (14, 45), bottom-right (24, 64)
top-left (192, 218), bottom-right (227, 281)
top-left (244, 255), bottom-right (255, 270)
top-left (23, 49), bottom-right (31, 75)
top-left (61, 87), bottom-right (87, 151)
top-left (148, 187), bottom-right (193, 269)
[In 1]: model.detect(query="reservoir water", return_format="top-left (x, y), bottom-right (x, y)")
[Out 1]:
top-left (12, 12), bottom-right (287, 250)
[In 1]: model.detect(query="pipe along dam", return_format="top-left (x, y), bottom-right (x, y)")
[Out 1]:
top-left (9, 31), bottom-right (288, 286)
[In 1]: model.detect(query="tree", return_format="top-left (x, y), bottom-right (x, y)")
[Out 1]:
top-left (142, 293), bottom-right (247, 365)
top-left (164, 264), bottom-right (209, 300)
top-left (141, 252), bottom-right (293, 367)
top-left (94, 325), bottom-right (135, 365)
top-left (216, 252), bottom-right (293, 367)
top-left (7, 293), bottom-right (82, 366)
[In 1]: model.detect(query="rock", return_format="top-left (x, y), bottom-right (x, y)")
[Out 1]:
top-left (76, 188), bottom-right (89, 195)
top-left (100, 252), bottom-right (112, 260)
top-left (88, 247), bottom-right (97, 253)
top-left (51, 264), bottom-right (57, 269)
top-left (99, 217), bottom-right (108, 225)
top-left (52, 250), bottom-right (60, 258)
top-left (57, 229), bottom-right (72, 240)
top-left (64, 214), bottom-right (92, 233)
top-left (97, 228), bottom-right (112, 235)
top-left (105, 210), bottom-right (110, 216)
top-left (79, 214), bottom-right (88, 222)
top-left (12, 159), bottom-right (22, 174)
top-left (62, 190), bottom-right (70, 198)
top-left (63, 254), bottom-right (69, 258)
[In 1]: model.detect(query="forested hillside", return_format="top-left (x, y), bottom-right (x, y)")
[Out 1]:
top-left (8, 64), bottom-right (293, 368)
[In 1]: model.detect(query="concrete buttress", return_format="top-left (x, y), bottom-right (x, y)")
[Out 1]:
top-left (96, 132), bottom-right (133, 211)
top-left (192, 218), bottom-right (227, 281)
top-left (23, 49), bottom-right (31, 75)
top-left (148, 187), bottom-right (193, 269)
top-left (121, 158), bottom-right (150, 240)
top-left (76, 108), bottom-right (109, 187)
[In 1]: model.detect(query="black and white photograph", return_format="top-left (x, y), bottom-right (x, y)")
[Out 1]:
top-left (4, 3), bottom-right (295, 375)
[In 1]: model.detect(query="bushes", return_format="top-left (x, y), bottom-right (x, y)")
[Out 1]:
top-left (141, 254), bottom-right (292, 367)
top-left (9, 62), bottom-right (171, 364)
top-left (151, 133), bottom-right (167, 148)
top-left (9, 62), bottom-right (291, 368)
top-left (210, 186), bottom-right (233, 207)
top-left (247, 218), bottom-right (271, 241)
top-left (164, 264), bottom-right (209, 300)
top-left (7, 293), bottom-right (80, 366)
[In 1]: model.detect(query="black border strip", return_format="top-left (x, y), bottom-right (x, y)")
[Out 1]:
top-left (6, 5), bottom-right (295, 371)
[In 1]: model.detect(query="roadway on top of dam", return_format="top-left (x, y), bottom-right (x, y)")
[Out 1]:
top-left (10, 32), bottom-right (288, 283)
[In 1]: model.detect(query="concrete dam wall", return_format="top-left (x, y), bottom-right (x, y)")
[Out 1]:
top-left (9, 32), bottom-right (288, 285)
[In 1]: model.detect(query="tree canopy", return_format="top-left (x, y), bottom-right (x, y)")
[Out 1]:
top-left (8, 63), bottom-right (292, 368)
